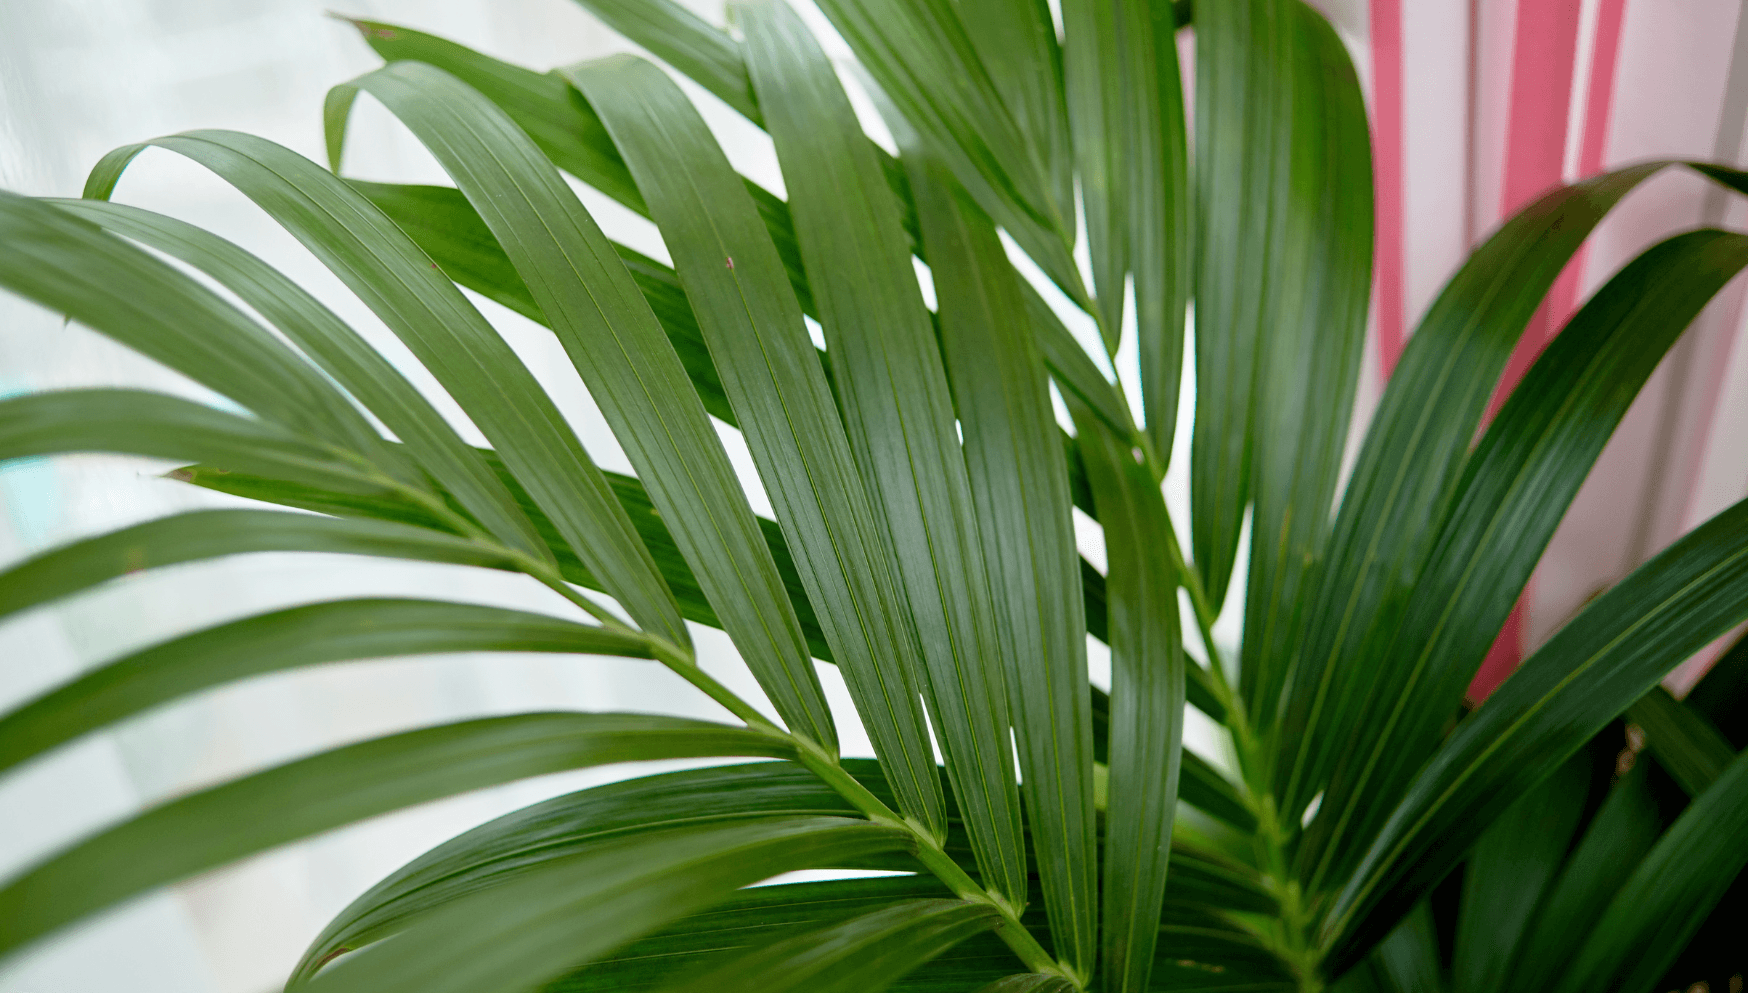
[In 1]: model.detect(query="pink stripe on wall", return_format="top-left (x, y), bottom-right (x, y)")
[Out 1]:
top-left (1371, 0), bottom-right (1407, 376)
top-left (1469, 0), bottom-right (1625, 704)
top-left (1579, 0), bottom-right (1629, 176)
top-left (1539, 0), bottom-right (1629, 337)
top-left (1485, 0), bottom-right (1585, 422)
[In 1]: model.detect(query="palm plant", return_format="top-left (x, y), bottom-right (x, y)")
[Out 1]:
top-left (3, 0), bottom-right (1747, 989)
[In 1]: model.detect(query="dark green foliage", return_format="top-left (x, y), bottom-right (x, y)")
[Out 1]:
top-left (2, 3), bottom-right (1744, 992)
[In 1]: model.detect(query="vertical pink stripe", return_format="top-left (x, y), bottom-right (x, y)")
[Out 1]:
top-left (1537, 0), bottom-right (1628, 337)
top-left (1496, 0), bottom-right (1586, 217)
top-left (1484, 0), bottom-right (1586, 421)
top-left (1371, 0), bottom-right (1407, 376)
top-left (1470, 0), bottom-right (1619, 705)
top-left (1578, 0), bottom-right (1628, 176)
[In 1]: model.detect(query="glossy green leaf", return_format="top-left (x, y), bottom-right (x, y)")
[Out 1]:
top-left (1329, 963), bottom-right (1388, 993)
top-left (548, 874), bottom-right (1022, 993)
top-left (302, 817), bottom-right (914, 993)
top-left (1084, 581), bottom-right (1223, 727)
top-left (339, 18), bottom-right (817, 315)
top-left (342, 56), bottom-right (1101, 442)
top-left (551, 873), bottom-right (1293, 993)
top-left (908, 156), bottom-right (1095, 974)
top-left (0, 190), bottom-right (385, 463)
top-left (1505, 763), bottom-right (1665, 993)
top-left (972, 975), bottom-right (1075, 993)
top-left (1626, 684), bottom-right (1736, 796)
top-left (185, 437), bottom-right (1196, 756)
top-left (342, 174), bottom-right (1127, 495)
top-left (1089, 685), bottom-right (1252, 832)
top-left (0, 388), bottom-right (389, 496)
top-left (565, 0), bottom-right (924, 251)
top-left (1300, 230), bottom-right (1748, 888)
top-left (177, 455), bottom-right (837, 667)
top-left (1450, 754), bottom-right (1588, 993)
top-left (1132, 0), bottom-right (1193, 465)
top-left (298, 754), bottom-right (1275, 985)
top-left (339, 60), bottom-right (835, 747)
top-left (345, 178), bottom-right (745, 428)
top-left (665, 898), bottom-right (1001, 993)
top-left (1070, 403), bottom-right (1185, 993)
top-left (554, 876), bottom-right (1278, 993)
top-left (1161, 844), bottom-right (1278, 916)
top-left (570, 0), bottom-right (757, 121)
top-left (0, 598), bottom-right (648, 776)
top-left (347, 176), bottom-right (1131, 574)
top-left (86, 129), bottom-right (688, 642)
top-left (954, 0), bottom-right (1072, 225)
top-left (0, 713), bottom-right (793, 963)
top-left (564, 54), bottom-right (944, 834)
top-left (1322, 492), bottom-right (1748, 971)
top-left (1061, 0), bottom-right (1130, 347)
top-left (0, 509), bottom-right (526, 627)
top-left (1276, 163), bottom-right (1748, 824)
top-left (339, 18), bottom-right (643, 210)
top-left (1370, 902), bottom-right (1442, 993)
top-left (1685, 628), bottom-right (1748, 747)
top-left (1189, 0), bottom-right (1292, 607)
top-left (1240, 3), bottom-right (1373, 734)
top-left (811, 0), bottom-right (1084, 307)
top-left (295, 761), bottom-right (875, 980)
top-left (740, 0), bottom-right (1022, 902)
top-left (1022, 285), bottom-right (1134, 437)
top-left (1177, 754), bottom-right (1255, 835)
top-left (1550, 746), bottom-right (1748, 993)
top-left (1153, 902), bottom-right (1300, 987)
top-left (45, 196), bottom-right (542, 554)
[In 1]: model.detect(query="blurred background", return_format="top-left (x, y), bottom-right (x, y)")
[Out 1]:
top-left (3, 0), bottom-right (1747, 990)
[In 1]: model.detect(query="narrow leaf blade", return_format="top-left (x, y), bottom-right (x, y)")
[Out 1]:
top-left (344, 59), bottom-right (835, 747)
top-left (1274, 163), bottom-right (1739, 824)
top-left (663, 898), bottom-right (1001, 993)
top-left (1323, 492), bottom-right (1748, 970)
top-left (812, 0), bottom-right (1084, 305)
top-left (1301, 230), bottom-right (1748, 887)
top-left (301, 817), bottom-right (914, 993)
top-left (0, 509), bottom-right (524, 627)
top-left (45, 196), bottom-right (542, 556)
top-left (564, 54), bottom-right (944, 833)
top-left (1505, 763), bottom-right (1665, 992)
top-left (0, 713), bottom-right (792, 962)
top-left (740, 0), bottom-right (1024, 900)
top-left (1062, 0), bottom-right (1133, 347)
top-left (86, 130), bottom-right (688, 643)
top-left (0, 598), bottom-right (648, 775)
top-left (1625, 684), bottom-right (1736, 796)
top-left (0, 388), bottom-right (385, 496)
top-left (1450, 755), bottom-right (1588, 993)
top-left (909, 156), bottom-right (1096, 975)
top-left (1071, 402), bottom-right (1185, 993)
top-left (1240, 3), bottom-right (1373, 733)
top-left (1551, 746), bottom-right (1748, 993)
top-left (1132, 0), bottom-right (1193, 463)
top-left (0, 191), bottom-right (384, 463)
top-left (1190, 0), bottom-right (1294, 606)
top-left (954, 0), bottom-right (1073, 225)
top-left (571, 0), bottom-right (758, 121)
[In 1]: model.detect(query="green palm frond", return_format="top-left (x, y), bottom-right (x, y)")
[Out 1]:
top-left (3, 3), bottom-right (1747, 993)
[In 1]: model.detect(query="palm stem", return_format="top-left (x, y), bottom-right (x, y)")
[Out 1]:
top-left (551, 589), bottom-right (1080, 987)
top-left (788, 739), bottom-right (1074, 982)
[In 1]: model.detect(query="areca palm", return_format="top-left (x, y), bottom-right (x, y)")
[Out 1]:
top-left (3, 0), bottom-right (1747, 991)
